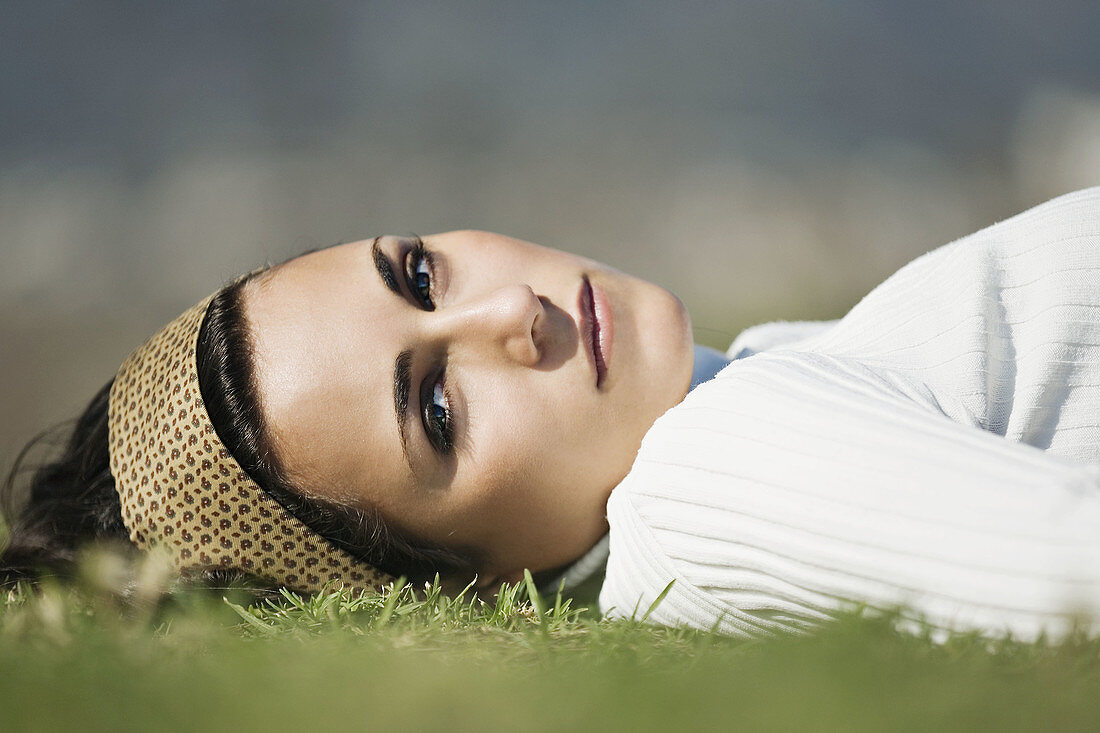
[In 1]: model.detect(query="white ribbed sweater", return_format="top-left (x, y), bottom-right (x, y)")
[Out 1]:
top-left (599, 187), bottom-right (1100, 641)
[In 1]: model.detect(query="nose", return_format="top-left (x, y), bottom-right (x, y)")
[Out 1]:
top-left (430, 284), bottom-right (543, 366)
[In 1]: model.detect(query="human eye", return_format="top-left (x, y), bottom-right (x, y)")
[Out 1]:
top-left (420, 369), bottom-right (454, 454)
top-left (403, 236), bottom-right (436, 311)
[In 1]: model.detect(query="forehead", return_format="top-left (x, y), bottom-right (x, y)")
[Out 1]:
top-left (242, 241), bottom-right (407, 501)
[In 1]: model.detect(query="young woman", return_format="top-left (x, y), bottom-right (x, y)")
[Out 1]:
top-left (5, 187), bottom-right (1100, 641)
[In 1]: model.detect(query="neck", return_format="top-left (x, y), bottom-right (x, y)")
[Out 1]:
top-left (690, 344), bottom-right (732, 391)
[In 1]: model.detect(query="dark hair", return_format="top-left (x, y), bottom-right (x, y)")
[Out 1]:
top-left (1, 271), bottom-right (470, 589)
top-left (0, 380), bottom-right (128, 583)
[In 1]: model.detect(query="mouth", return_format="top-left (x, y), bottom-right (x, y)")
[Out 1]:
top-left (579, 275), bottom-right (614, 389)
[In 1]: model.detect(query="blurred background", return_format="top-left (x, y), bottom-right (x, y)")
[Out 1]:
top-left (2, 0), bottom-right (1099, 476)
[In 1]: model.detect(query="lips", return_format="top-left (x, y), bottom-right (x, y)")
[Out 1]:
top-left (579, 275), bottom-right (614, 388)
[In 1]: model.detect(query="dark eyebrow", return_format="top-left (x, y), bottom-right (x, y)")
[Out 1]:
top-left (372, 236), bottom-right (401, 295)
top-left (393, 348), bottom-right (414, 475)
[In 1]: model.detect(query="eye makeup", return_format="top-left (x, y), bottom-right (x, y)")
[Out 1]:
top-left (381, 236), bottom-right (459, 462)
top-left (403, 236), bottom-right (437, 311)
top-left (381, 236), bottom-right (457, 457)
top-left (420, 367), bottom-right (455, 454)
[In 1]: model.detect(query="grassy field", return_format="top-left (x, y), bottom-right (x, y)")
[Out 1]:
top-left (2, 552), bottom-right (1100, 733)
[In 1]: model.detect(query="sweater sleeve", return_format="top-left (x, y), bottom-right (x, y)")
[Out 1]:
top-left (599, 350), bottom-right (1100, 641)
top-left (805, 186), bottom-right (1100, 464)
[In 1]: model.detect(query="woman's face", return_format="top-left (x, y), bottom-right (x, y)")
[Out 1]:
top-left (244, 231), bottom-right (693, 587)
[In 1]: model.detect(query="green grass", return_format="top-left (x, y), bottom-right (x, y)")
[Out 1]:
top-left (2, 554), bottom-right (1100, 732)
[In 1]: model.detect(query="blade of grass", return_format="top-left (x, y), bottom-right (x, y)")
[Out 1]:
top-left (223, 597), bottom-right (275, 633)
top-left (375, 577), bottom-right (407, 627)
top-left (640, 580), bottom-right (675, 623)
top-left (523, 569), bottom-right (546, 623)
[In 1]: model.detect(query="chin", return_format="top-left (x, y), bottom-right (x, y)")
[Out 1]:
top-left (623, 284), bottom-right (694, 444)
top-left (656, 286), bottom-right (695, 399)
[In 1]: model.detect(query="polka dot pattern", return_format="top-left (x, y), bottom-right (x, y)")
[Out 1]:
top-left (107, 294), bottom-right (392, 593)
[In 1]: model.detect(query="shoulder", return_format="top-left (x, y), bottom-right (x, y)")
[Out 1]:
top-left (889, 186), bottom-right (1100, 279)
top-left (993, 186), bottom-right (1100, 233)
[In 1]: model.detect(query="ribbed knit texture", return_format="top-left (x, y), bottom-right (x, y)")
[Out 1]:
top-left (600, 187), bottom-right (1100, 641)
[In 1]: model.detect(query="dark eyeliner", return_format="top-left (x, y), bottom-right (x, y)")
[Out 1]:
top-left (405, 237), bottom-right (453, 454)
top-left (404, 235), bottom-right (436, 311)
top-left (419, 368), bottom-right (455, 454)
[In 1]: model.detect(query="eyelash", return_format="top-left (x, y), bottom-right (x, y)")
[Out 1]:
top-left (404, 236), bottom-right (436, 311)
top-left (403, 236), bottom-right (454, 454)
top-left (421, 369), bottom-right (455, 454)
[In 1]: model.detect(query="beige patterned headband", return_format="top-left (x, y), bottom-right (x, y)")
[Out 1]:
top-left (107, 291), bottom-right (392, 593)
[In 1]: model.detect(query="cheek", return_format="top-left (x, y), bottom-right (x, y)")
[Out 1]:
top-left (458, 377), bottom-right (580, 513)
top-left (470, 386), bottom-right (560, 481)
top-left (478, 385), bottom-right (618, 535)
